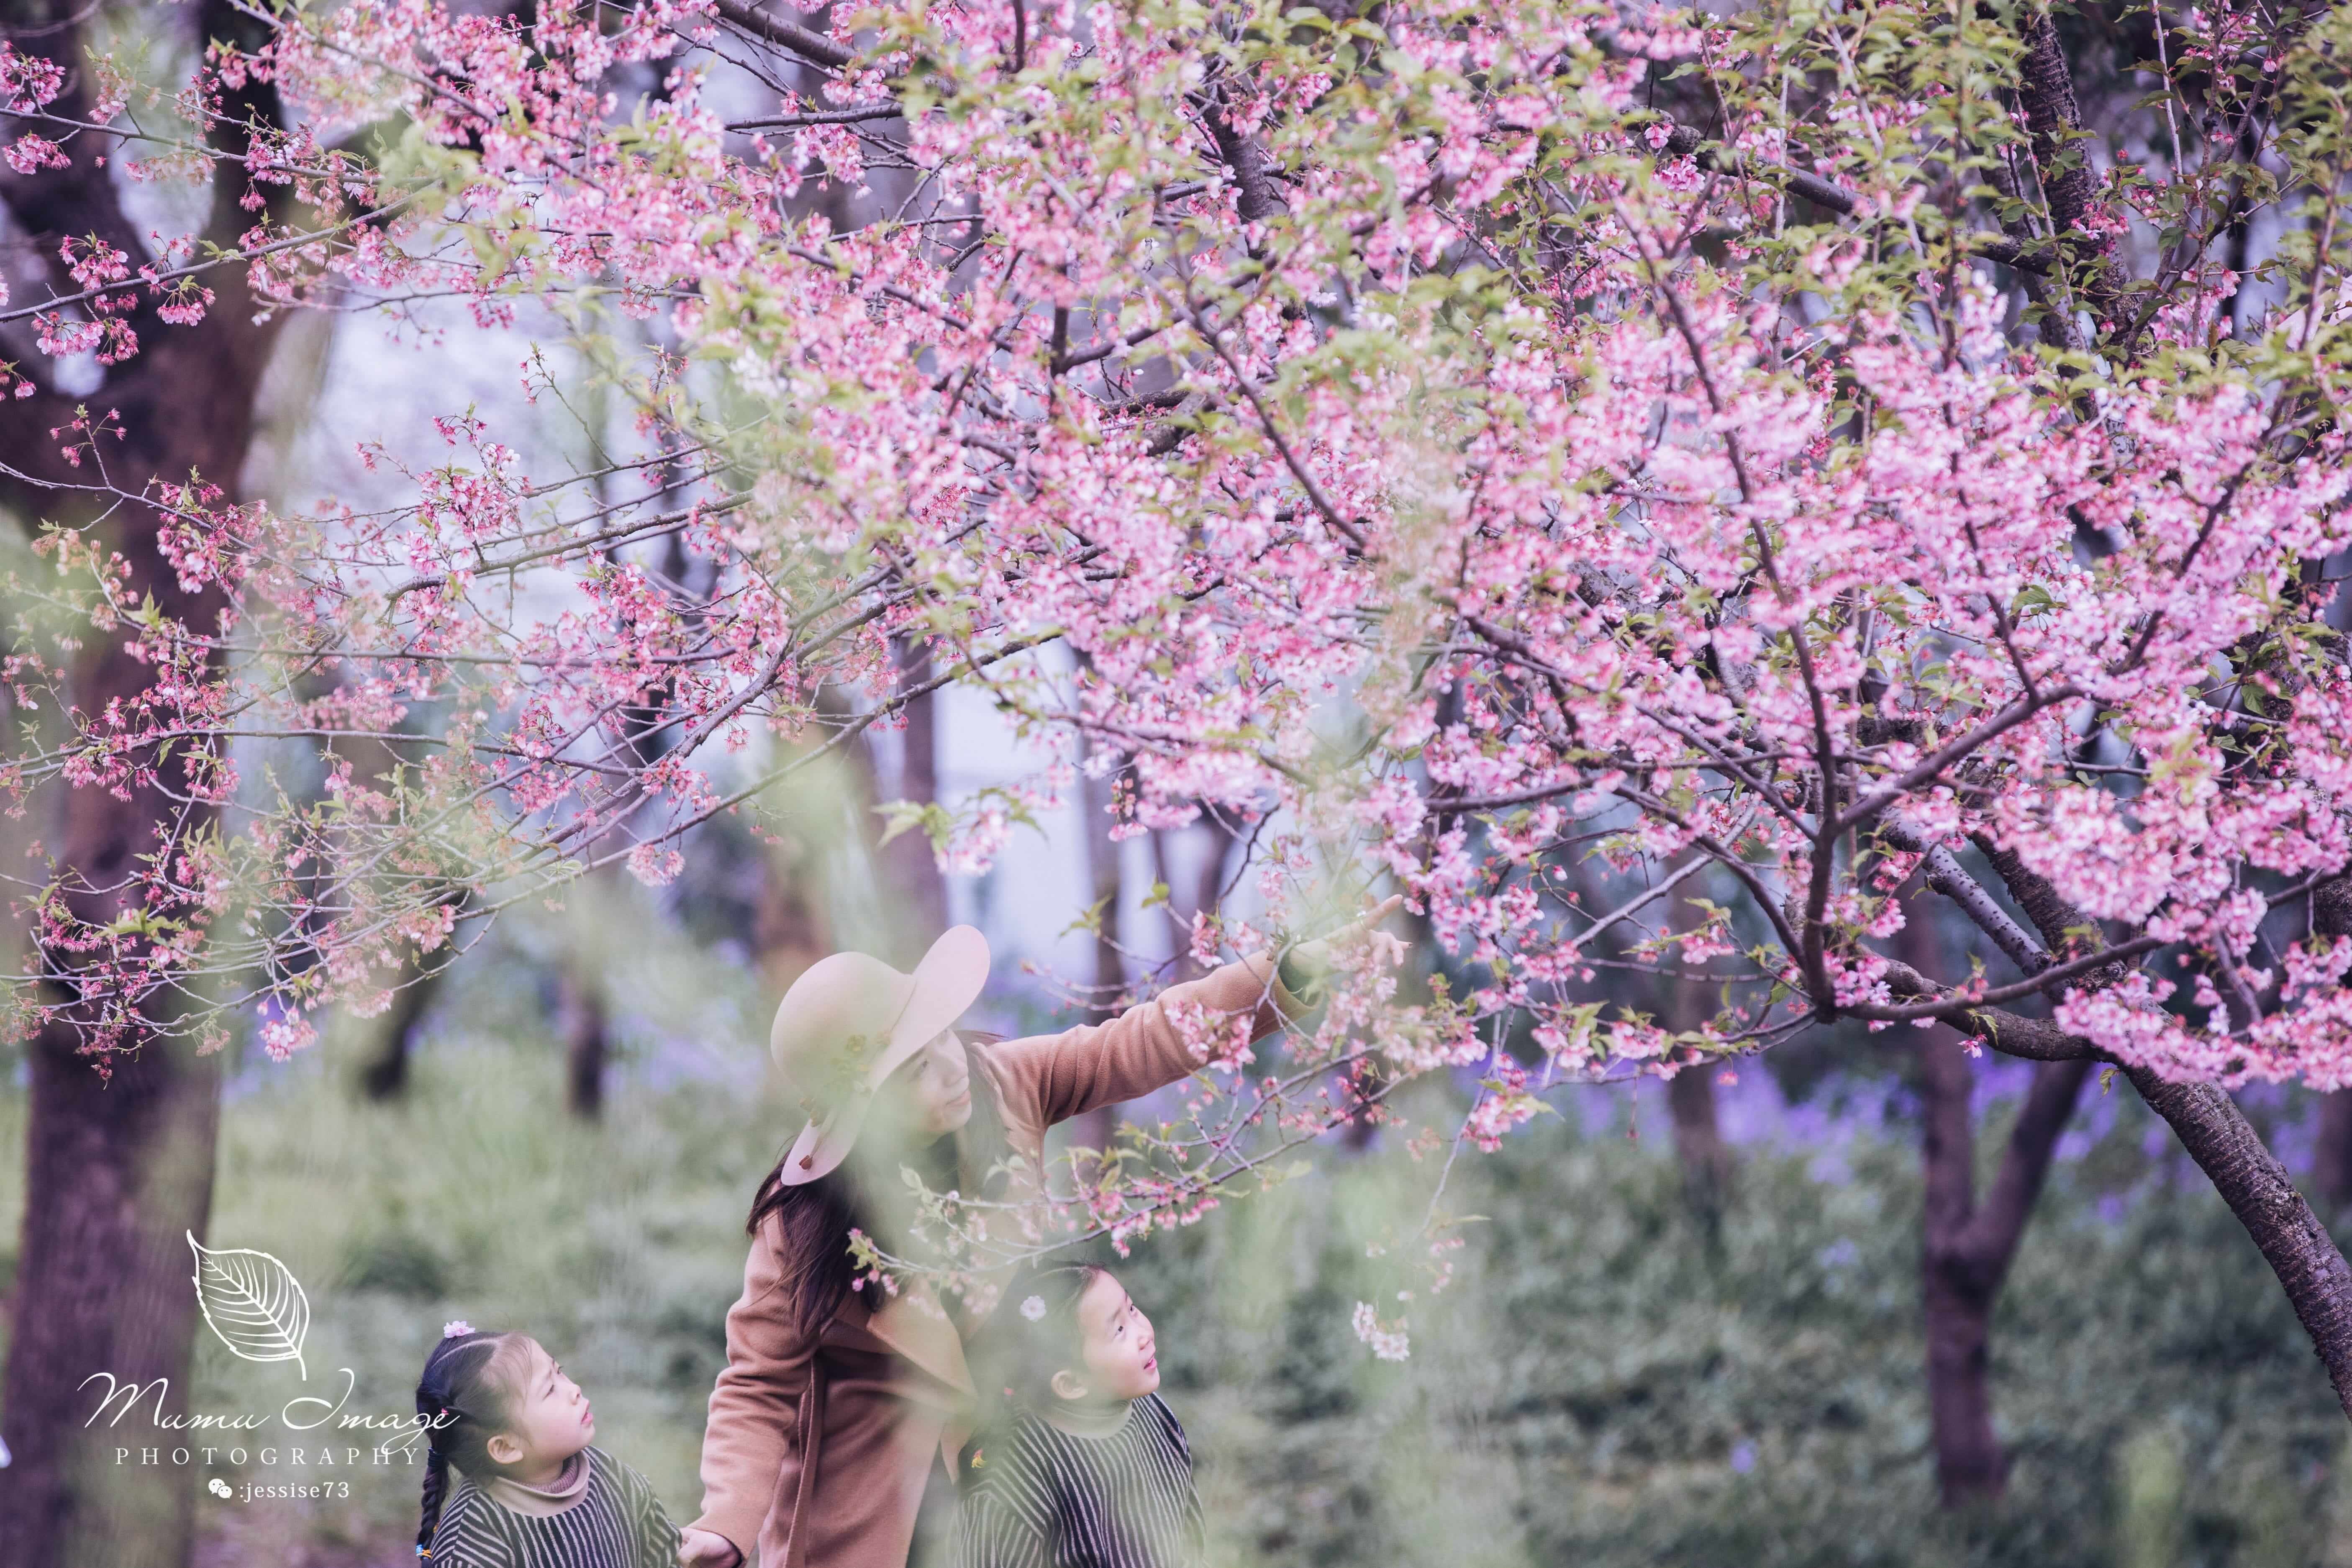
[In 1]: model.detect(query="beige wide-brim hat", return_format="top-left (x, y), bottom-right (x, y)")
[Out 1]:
top-left (770, 925), bottom-right (991, 1186)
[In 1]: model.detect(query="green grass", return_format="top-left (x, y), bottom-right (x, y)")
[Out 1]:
top-left (7, 1015), bottom-right (2352, 1566)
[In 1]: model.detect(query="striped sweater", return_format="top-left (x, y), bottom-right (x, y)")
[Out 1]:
top-left (427, 1446), bottom-right (680, 1568)
top-left (950, 1396), bottom-right (1205, 1568)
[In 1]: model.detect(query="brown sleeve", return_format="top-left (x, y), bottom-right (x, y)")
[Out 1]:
top-left (690, 1220), bottom-right (816, 1560)
top-left (981, 954), bottom-right (1305, 1155)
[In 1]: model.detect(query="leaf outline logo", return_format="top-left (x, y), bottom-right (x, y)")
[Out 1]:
top-left (187, 1231), bottom-right (310, 1380)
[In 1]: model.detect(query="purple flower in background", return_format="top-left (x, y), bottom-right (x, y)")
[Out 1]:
top-left (1731, 1441), bottom-right (1757, 1474)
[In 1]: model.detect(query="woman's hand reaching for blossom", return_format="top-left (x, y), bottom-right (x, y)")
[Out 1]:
top-left (1277, 894), bottom-right (1407, 1004)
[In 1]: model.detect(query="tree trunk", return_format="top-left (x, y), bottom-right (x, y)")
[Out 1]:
top-left (3, 1029), bottom-right (221, 1568)
top-left (2319, 1093), bottom-right (2352, 1211)
top-left (358, 961), bottom-right (446, 1100)
top-left (2130, 1069), bottom-right (2352, 1416)
top-left (1659, 882), bottom-right (1733, 1223)
top-left (559, 968), bottom-right (609, 1121)
top-left (874, 638), bottom-right (950, 956)
top-left (1897, 876), bottom-right (2091, 1506)
top-left (1666, 1068), bottom-right (1731, 1223)
top-left (0, 2), bottom-right (289, 1559)
top-left (1915, 1039), bottom-right (2092, 1505)
top-left (1071, 738), bottom-right (1126, 1173)
top-left (1916, 1031), bottom-right (2003, 1502)
top-left (756, 837), bottom-right (832, 997)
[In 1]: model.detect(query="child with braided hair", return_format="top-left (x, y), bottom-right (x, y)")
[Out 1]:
top-left (414, 1323), bottom-right (680, 1568)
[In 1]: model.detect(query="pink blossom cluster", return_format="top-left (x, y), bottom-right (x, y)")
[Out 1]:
top-left (10, 0), bottom-right (2352, 1289)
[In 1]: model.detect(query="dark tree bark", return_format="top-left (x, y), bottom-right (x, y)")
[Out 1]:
top-left (1665, 1069), bottom-right (1731, 1222)
top-left (2013, 3), bottom-right (2124, 334)
top-left (1896, 883), bottom-right (2090, 1504)
top-left (0, 1), bottom-right (291, 1562)
top-left (358, 960), bottom-right (446, 1100)
top-left (559, 968), bottom-right (608, 1121)
top-left (1660, 888), bottom-right (1732, 1226)
top-left (4, 1030), bottom-right (222, 1568)
top-left (2312, 878), bottom-right (2352, 1208)
top-left (1915, 1033), bottom-right (2091, 1504)
top-left (1079, 751), bottom-right (1126, 1016)
top-left (2130, 1069), bottom-right (2352, 1410)
top-left (1894, 852), bottom-right (2352, 1422)
top-left (755, 836), bottom-right (832, 996)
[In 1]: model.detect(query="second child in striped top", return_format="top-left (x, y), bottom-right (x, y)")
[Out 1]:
top-left (951, 1266), bottom-right (1205, 1568)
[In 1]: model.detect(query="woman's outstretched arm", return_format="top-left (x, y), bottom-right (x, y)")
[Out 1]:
top-left (981, 898), bottom-right (1403, 1142)
top-left (980, 952), bottom-right (1303, 1149)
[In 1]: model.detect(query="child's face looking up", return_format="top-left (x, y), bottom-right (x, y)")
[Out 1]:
top-left (1051, 1273), bottom-right (1159, 1405)
top-left (482, 1337), bottom-right (595, 1483)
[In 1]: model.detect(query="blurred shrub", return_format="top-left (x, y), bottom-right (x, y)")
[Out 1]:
top-left (340, 1229), bottom-right (451, 1299)
top-left (1118, 1091), bottom-right (2352, 1568)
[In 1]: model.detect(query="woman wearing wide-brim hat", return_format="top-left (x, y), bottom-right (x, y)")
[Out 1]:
top-left (676, 902), bottom-right (1398, 1568)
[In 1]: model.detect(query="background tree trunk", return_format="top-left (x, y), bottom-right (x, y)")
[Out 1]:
top-left (357, 961), bottom-right (446, 1100)
top-left (0, 1), bottom-right (290, 1560)
top-left (1660, 888), bottom-right (1731, 1227)
top-left (1916, 1039), bottom-right (2092, 1505)
top-left (557, 969), bottom-right (608, 1120)
top-left (2320, 1091), bottom-right (2352, 1212)
top-left (874, 638), bottom-right (951, 955)
top-left (1072, 739), bottom-right (1127, 1171)
top-left (1899, 889), bottom-right (2091, 1506)
top-left (2315, 879), bottom-right (2352, 1209)
top-left (1665, 1070), bottom-right (1730, 1224)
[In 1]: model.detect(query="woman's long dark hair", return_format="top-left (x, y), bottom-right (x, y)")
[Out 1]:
top-left (746, 1033), bottom-right (1005, 1342)
top-left (414, 1329), bottom-right (524, 1557)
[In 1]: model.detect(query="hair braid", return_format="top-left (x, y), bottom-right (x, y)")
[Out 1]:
top-left (413, 1329), bottom-right (517, 1558)
top-left (415, 1445), bottom-right (451, 1558)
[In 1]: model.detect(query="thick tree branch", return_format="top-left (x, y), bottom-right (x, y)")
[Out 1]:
top-left (1885, 957), bottom-right (2352, 1421)
top-left (1882, 818), bottom-right (2049, 980)
top-left (1968, 832), bottom-right (2128, 989)
top-left (1951, 1057), bottom-right (2093, 1281)
top-left (1657, 123), bottom-right (2049, 275)
top-left (1193, 87), bottom-right (1281, 226)
top-left (2125, 1067), bottom-right (2352, 1415)
top-left (1881, 960), bottom-right (2095, 1062)
top-left (709, 0), bottom-right (857, 69)
top-left (2011, 3), bottom-right (2123, 334)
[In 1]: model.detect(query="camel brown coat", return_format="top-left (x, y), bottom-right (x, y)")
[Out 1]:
top-left (690, 955), bottom-right (1302, 1568)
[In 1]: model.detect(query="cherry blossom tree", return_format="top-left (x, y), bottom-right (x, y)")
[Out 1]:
top-left (0, 0), bottom-right (306, 1560)
top-left (11, 0), bottom-right (2352, 1551)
